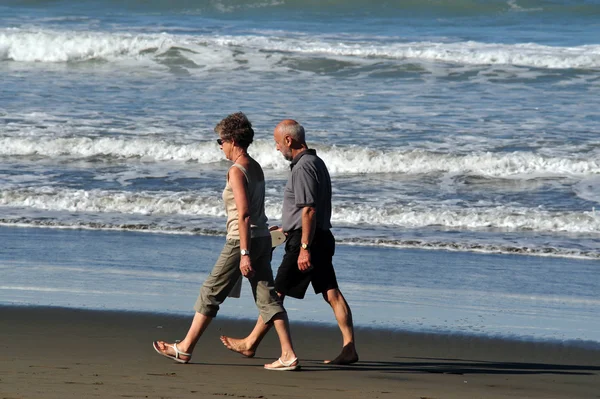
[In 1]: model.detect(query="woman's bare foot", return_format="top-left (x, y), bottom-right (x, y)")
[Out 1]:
top-left (323, 343), bottom-right (359, 365)
top-left (219, 336), bottom-right (256, 358)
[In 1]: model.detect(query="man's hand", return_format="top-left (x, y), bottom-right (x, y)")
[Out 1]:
top-left (298, 247), bottom-right (312, 272)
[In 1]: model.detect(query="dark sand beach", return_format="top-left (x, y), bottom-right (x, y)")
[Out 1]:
top-left (1, 306), bottom-right (599, 399)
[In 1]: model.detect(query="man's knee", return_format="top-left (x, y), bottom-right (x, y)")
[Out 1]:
top-left (323, 288), bottom-right (343, 304)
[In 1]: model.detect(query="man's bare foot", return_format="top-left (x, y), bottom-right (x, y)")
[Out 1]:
top-left (219, 336), bottom-right (256, 358)
top-left (323, 343), bottom-right (358, 365)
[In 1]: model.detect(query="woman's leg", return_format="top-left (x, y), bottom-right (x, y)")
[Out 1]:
top-left (153, 312), bottom-right (212, 361)
top-left (154, 239), bottom-right (241, 361)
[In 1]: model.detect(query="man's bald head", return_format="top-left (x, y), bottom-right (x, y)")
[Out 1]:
top-left (274, 119), bottom-right (306, 144)
top-left (273, 119), bottom-right (308, 161)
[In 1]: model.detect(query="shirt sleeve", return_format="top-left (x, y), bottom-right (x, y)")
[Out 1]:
top-left (292, 163), bottom-right (318, 208)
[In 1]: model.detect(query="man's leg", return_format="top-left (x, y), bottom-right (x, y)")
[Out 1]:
top-left (322, 288), bottom-right (359, 365)
top-left (219, 315), bottom-right (270, 357)
top-left (220, 294), bottom-right (284, 357)
top-left (221, 235), bottom-right (302, 356)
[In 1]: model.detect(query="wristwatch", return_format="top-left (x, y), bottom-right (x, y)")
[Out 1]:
top-left (240, 249), bottom-right (250, 256)
top-left (300, 243), bottom-right (310, 250)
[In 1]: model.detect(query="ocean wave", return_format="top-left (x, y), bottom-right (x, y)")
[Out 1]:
top-left (0, 187), bottom-right (232, 217)
top-left (0, 218), bottom-right (225, 237)
top-left (2, 29), bottom-right (600, 70)
top-left (222, 35), bottom-right (600, 70)
top-left (0, 136), bottom-right (226, 163)
top-left (2, 136), bottom-right (599, 177)
top-left (318, 146), bottom-right (600, 177)
top-left (1, 187), bottom-right (599, 234)
top-left (0, 29), bottom-right (170, 63)
top-left (341, 237), bottom-right (600, 261)
top-left (1, 218), bottom-right (598, 260)
top-left (331, 203), bottom-right (600, 234)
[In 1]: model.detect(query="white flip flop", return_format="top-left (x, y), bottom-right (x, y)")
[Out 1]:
top-left (264, 357), bottom-right (300, 371)
top-left (152, 341), bottom-right (192, 364)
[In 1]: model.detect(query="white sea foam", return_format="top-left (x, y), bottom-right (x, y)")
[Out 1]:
top-left (216, 35), bottom-right (600, 69)
top-left (0, 187), bottom-right (230, 217)
top-left (317, 147), bottom-right (600, 177)
top-left (2, 28), bottom-right (600, 70)
top-left (2, 136), bottom-right (598, 178)
top-left (0, 136), bottom-right (224, 162)
top-left (331, 203), bottom-right (600, 233)
top-left (1, 187), bottom-right (599, 234)
top-left (0, 29), bottom-right (173, 63)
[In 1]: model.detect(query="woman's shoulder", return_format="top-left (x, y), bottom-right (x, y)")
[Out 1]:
top-left (229, 157), bottom-right (264, 181)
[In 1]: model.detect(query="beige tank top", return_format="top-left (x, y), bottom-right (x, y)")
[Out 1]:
top-left (223, 163), bottom-right (270, 240)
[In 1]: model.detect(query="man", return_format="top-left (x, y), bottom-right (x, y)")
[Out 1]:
top-left (220, 119), bottom-right (359, 365)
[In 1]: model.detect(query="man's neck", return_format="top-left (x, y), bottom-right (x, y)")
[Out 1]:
top-left (290, 145), bottom-right (308, 160)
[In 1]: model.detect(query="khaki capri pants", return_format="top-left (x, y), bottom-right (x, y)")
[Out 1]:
top-left (194, 236), bottom-right (285, 323)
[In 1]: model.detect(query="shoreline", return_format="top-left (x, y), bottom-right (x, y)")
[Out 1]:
top-left (3, 303), bottom-right (600, 351)
top-left (2, 225), bottom-right (599, 344)
top-left (2, 222), bottom-right (598, 261)
top-left (1, 305), bottom-right (599, 399)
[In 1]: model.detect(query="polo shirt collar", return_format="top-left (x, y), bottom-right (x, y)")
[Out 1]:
top-left (290, 149), bottom-right (316, 169)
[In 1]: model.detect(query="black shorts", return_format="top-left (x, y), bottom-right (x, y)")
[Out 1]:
top-left (274, 228), bottom-right (339, 299)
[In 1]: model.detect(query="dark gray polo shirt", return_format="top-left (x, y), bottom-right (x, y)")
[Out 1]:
top-left (281, 149), bottom-right (332, 232)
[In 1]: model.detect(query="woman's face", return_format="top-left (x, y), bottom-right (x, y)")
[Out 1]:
top-left (218, 136), bottom-right (234, 160)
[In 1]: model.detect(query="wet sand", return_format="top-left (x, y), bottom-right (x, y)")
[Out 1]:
top-left (1, 305), bottom-right (599, 399)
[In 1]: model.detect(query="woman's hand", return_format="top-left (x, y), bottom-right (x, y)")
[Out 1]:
top-left (240, 255), bottom-right (255, 278)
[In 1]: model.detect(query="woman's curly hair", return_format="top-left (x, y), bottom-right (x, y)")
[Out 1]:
top-left (214, 112), bottom-right (254, 149)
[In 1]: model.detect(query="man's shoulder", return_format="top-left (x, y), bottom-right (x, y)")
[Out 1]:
top-left (293, 155), bottom-right (326, 177)
top-left (297, 151), bottom-right (326, 168)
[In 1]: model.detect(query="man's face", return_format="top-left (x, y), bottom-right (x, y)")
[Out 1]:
top-left (274, 128), bottom-right (293, 161)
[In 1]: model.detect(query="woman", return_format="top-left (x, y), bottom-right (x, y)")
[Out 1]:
top-left (153, 112), bottom-right (299, 371)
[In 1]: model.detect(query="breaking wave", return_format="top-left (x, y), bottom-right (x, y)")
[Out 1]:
top-left (2, 136), bottom-right (599, 177)
top-left (2, 29), bottom-right (600, 70)
top-left (1, 187), bottom-right (599, 234)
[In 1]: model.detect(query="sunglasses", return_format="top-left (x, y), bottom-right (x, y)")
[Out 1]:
top-left (216, 138), bottom-right (224, 145)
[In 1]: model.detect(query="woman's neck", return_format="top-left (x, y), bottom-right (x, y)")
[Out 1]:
top-left (231, 149), bottom-right (247, 164)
